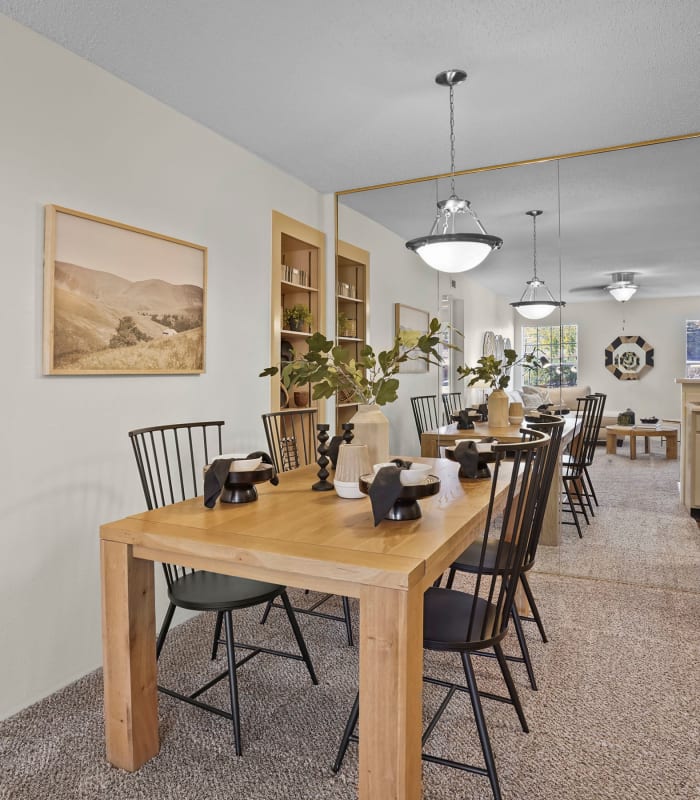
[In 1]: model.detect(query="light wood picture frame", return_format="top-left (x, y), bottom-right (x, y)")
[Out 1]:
top-left (394, 303), bottom-right (430, 373)
top-left (43, 205), bottom-right (207, 375)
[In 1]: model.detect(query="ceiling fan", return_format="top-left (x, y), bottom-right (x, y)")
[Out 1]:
top-left (569, 272), bottom-right (639, 302)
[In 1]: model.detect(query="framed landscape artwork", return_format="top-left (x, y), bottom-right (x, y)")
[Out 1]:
top-left (395, 303), bottom-right (430, 373)
top-left (43, 206), bottom-right (207, 375)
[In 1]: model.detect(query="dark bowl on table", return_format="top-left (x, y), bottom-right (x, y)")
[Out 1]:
top-left (640, 417), bottom-right (659, 424)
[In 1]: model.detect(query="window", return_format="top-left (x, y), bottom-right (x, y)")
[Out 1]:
top-left (687, 320), bottom-right (700, 378)
top-left (521, 324), bottom-right (578, 387)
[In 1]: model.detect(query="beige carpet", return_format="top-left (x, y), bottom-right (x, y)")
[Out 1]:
top-left (1, 446), bottom-right (698, 800)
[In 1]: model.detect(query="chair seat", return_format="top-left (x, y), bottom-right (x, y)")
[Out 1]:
top-left (452, 538), bottom-right (511, 573)
top-left (169, 571), bottom-right (284, 612)
top-left (423, 587), bottom-right (499, 652)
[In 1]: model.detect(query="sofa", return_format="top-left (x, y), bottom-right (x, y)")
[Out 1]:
top-left (507, 384), bottom-right (618, 443)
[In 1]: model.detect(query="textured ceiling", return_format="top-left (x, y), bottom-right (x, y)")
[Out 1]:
top-left (2, 1), bottom-right (700, 299)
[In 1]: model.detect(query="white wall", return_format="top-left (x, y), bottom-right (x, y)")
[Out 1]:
top-left (0, 16), bottom-right (331, 719)
top-left (562, 298), bottom-right (697, 420)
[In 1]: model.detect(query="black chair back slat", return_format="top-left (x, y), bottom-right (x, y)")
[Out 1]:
top-left (565, 396), bottom-right (597, 472)
top-left (441, 392), bottom-right (463, 423)
top-left (262, 409), bottom-right (318, 473)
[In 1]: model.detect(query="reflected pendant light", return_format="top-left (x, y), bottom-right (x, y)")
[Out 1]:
top-left (405, 70), bottom-right (502, 273)
top-left (510, 210), bottom-right (564, 320)
top-left (606, 272), bottom-right (638, 302)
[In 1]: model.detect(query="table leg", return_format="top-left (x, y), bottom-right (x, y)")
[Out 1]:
top-left (667, 432), bottom-right (678, 459)
top-left (629, 435), bottom-right (637, 459)
top-left (359, 584), bottom-right (423, 800)
top-left (606, 430), bottom-right (617, 455)
top-left (420, 434), bottom-right (437, 458)
top-left (644, 436), bottom-right (650, 454)
top-left (101, 539), bottom-right (159, 771)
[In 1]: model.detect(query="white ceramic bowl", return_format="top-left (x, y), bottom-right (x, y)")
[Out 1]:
top-left (334, 480), bottom-right (365, 499)
top-left (218, 453), bottom-right (263, 472)
top-left (373, 462), bottom-right (397, 474)
top-left (399, 462), bottom-right (431, 486)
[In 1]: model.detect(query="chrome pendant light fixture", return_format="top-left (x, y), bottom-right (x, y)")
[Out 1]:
top-left (405, 70), bottom-right (502, 273)
top-left (510, 210), bottom-right (564, 320)
top-left (606, 272), bottom-right (638, 302)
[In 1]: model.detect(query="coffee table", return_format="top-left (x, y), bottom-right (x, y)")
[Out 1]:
top-left (605, 424), bottom-right (678, 459)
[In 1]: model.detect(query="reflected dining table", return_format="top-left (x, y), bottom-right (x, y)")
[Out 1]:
top-left (100, 457), bottom-right (516, 800)
top-left (420, 416), bottom-right (580, 546)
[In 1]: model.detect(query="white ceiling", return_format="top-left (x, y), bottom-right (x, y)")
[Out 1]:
top-left (2, 0), bottom-right (700, 299)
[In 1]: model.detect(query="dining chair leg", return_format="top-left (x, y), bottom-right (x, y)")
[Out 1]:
top-left (572, 479), bottom-right (591, 524)
top-left (222, 611), bottom-right (243, 756)
top-left (520, 573), bottom-right (548, 643)
top-left (445, 566), bottom-right (457, 589)
top-left (509, 607), bottom-right (537, 691)
top-left (156, 602), bottom-right (176, 659)
top-left (280, 591), bottom-right (318, 684)
top-left (493, 643), bottom-right (529, 733)
top-left (563, 482), bottom-right (584, 538)
top-left (259, 599), bottom-right (274, 625)
top-left (583, 465), bottom-right (599, 507)
top-left (211, 611), bottom-right (224, 660)
top-left (461, 652), bottom-right (503, 800)
top-left (341, 596), bottom-right (354, 646)
top-left (332, 692), bottom-right (359, 773)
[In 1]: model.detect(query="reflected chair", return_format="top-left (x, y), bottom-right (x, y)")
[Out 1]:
top-left (410, 394), bottom-right (440, 446)
top-left (333, 430), bottom-right (550, 800)
top-left (562, 396), bottom-right (598, 536)
top-left (442, 391), bottom-right (463, 423)
top-left (128, 420), bottom-right (318, 755)
top-left (578, 392), bottom-right (606, 508)
top-left (261, 409), bottom-right (354, 645)
top-left (445, 415), bottom-right (565, 689)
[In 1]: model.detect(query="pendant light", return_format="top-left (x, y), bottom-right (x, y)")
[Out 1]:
top-left (606, 272), bottom-right (638, 302)
top-left (510, 210), bottom-right (564, 320)
top-left (405, 70), bottom-right (502, 273)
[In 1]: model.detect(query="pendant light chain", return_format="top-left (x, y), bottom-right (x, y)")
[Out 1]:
top-left (449, 84), bottom-right (456, 198)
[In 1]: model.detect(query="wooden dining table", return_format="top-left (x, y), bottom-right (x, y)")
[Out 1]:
top-left (420, 416), bottom-right (580, 546)
top-left (100, 457), bottom-right (517, 800)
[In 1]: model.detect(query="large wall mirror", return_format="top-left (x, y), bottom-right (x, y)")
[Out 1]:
top-left (336, 133), bottom-right (700, 567)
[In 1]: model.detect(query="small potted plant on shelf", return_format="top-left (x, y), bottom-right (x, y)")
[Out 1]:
top-left (337, 312), bottom-right (356, 338)
top-left (283, 304), bottom-right (313, 333)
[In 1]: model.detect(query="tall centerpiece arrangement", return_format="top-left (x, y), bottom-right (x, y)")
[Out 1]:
top-left (458, 349), bottom-right (543, 427)
top-left (261, 318), bottom-right (446, 464)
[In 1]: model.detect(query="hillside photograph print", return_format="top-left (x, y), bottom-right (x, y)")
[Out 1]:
top-left (43, 206), bottom-right (206, 375)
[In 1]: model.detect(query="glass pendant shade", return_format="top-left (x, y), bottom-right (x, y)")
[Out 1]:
top-left (406, 70), bottom-right (501, 273)
top-left (406, 233), bottom-right (501, 273)
top-left (510, 209), bottom-right (563, 319)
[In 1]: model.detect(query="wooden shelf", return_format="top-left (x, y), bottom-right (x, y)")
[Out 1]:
top-left (271, 211), bottom-right (325, 414)
top-left (337, 294), bottom-right (363, 304)
top-left (338, 336), bottom-right (363, 343)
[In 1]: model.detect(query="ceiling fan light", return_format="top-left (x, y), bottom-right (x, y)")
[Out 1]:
top-left (406, 234), bottom-right (502, 273)
top-left (607, 284), bottom-right (638, 302)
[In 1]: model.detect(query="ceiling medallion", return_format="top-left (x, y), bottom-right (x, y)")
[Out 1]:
top-left (604, 335), bottom-right (654, 380)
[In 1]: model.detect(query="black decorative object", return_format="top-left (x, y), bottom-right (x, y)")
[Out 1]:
top-left (359, 472), bottom-right (440, 522)
top-left (342, 422), bottom-right (355, 444)
top-left (220, 464), bottom-right (276, 504)
top-left (312, 424), bottom-right (333, 491)
top-left (446, 440), bottom-right (496, 480)
top-left (477, 402), bottom-right (489, 422)
top-left (451, 408), bottom-right (482, 430)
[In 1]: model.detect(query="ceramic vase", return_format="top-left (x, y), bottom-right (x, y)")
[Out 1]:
top-left (350, 404), bottom-right (390, 466)
top-left (487, 389), bottom-right (510, 428)
top-left (508, 401), bottom-right (524, 425)
top-left (335, 443), bottom-right (371, 483)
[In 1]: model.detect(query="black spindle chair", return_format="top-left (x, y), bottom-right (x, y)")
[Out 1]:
top-left (561, 396), bottom-right (598, 536)
top-left (260, 409), bottom-right (354, 645)
top-left (333, 430), bottom-right (550, 800)
top-left (128, 421), bottom-right (318, 756)
top-left (441, 391), bottom-right (463, 423)
top-left (444, 415), bottom-right (565, 690)
top-left (410, 395), bottom-right (440, 446)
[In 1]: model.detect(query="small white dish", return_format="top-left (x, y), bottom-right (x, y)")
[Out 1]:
top-left (399, 462), bottom-right (431, 486)
top-left (373, 462), bottom-right (397, 474)
top-left (334, 480), bottom-right (365, 499)
top-left (217, 453), bottom-right (263, 472)
top-left (475, 442), bottom-right (494, 454)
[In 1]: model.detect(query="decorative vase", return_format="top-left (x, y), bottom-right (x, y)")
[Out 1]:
top-left (508, 401), bottom-right (524, 425)
top-left (487, 389), bottom-right (510, 428)
top-left (349, 404), bottom-right (390, 467)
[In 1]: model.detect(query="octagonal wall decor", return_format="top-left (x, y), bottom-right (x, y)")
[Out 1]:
top-left (604, 335), bottom-right (654, 380)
